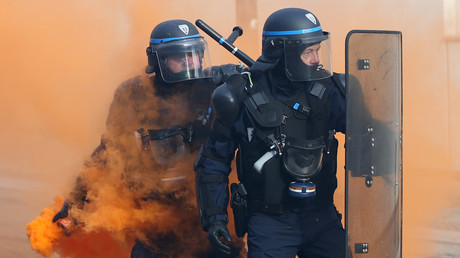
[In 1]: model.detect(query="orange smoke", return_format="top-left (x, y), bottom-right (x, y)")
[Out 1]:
top-left (5, 1), bottom-right (457, 257)
top-left (26, 196), bottom-right (132, 258)
top-left (26, 197), bottom-right (64, 257)
top-left (25, 154), bottom-right (213, 257)
top-left (54, 230), bottom-right (130, 258)
top-left (68, 156), bottom-right (195, 243)
top-left (24, 69), bottom-right (245, 257)
top-left (25, 160), bottom-right (193, 257)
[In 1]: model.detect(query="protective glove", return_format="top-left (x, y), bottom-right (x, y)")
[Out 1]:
top-left (207, 221), bottom-right (232, 256)
top-left (209, 64), bottom-right (247, 85)
top-left (52, 201), bottom-right (70, 223)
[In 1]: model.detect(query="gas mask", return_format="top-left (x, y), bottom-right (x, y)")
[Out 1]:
top-left (282, 136), bottom-right (325, 198)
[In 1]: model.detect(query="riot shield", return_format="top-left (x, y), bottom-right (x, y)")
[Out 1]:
top-left (345, 30), bottom-right (402, 257)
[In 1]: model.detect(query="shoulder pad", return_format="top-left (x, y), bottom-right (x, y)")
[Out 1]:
top-left (309, 82), bottom-right (327, 99)
top-left (241, 73), bottom-right (284, 128)
top-left (242, 89), bottom-right (284, 128)
top-left (211, 74), bottom-right (247, 127)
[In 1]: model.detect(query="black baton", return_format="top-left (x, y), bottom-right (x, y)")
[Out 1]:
top-left (196, 19), bottom-right (255, 67)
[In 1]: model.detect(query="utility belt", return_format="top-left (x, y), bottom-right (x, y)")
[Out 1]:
top-left (249, 196), bottom-right (325, 213)
top-left (249, 199), bottom-right (285, 214)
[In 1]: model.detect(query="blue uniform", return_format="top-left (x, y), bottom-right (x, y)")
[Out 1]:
top-left (196, 69), bottom-right (346, 257)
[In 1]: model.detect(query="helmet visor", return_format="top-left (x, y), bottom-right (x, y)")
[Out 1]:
top-left (156, 37), bottom-right (212, 83)
top-left (284, 33), bottom-right (333, 81)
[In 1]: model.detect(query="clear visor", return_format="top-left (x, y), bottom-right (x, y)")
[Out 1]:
top-left (284, 35), bottom-right (333, 81)
top-left (156, 37), bottom-right (212, 83)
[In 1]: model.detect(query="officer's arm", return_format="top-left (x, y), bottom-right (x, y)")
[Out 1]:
top-left (194, 136), bottom-right (236, 230)
top-left (194, 77), bottom-right (244, 231)
top-left (54, 78), bottom-right (138, 223)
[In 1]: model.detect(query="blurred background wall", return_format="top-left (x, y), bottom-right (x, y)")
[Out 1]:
top-left (1, 0), bottom-right (459, 257)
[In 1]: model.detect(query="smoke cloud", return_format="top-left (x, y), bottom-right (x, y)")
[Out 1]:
top-left (1, 0), bottom-right (458, 257)
top-left (3, 1), bottom-right (243, 257)
top-left (25, 71), bottom-right (246, 257)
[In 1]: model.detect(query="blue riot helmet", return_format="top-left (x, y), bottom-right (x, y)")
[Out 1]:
top-left (146, 19), bottom-right (212, 83)
top-left (262, 8), bottom-right (333, 81)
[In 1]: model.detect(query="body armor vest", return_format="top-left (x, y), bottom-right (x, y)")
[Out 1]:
top-left (235, 72), bottom-right (338, 214)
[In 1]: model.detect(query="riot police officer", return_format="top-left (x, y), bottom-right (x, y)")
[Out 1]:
top-left (52, 19), bottom-right (244, 257)
top-left (195, 8), bottom-right (346, 257)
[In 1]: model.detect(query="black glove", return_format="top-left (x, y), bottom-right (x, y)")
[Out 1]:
top-left (209, 64), bottom-right (247, 85)
top-left (52, 201), bottom-right (70, 223)
top-left (207, 221), bottom-right (232, 256)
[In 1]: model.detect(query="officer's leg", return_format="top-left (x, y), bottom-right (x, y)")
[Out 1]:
top-left (247, 211), bottom-right (300, 258)
top-left (131, 240), bottom-right (154, 258)
top-left (298, 205), bottom-right (345, 258)
top-left (130, 239), bottom-right (170, 258)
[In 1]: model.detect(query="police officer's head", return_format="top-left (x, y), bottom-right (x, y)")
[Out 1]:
top-left (261, 8), bottom-right (333, 81)
top-left (145, 19), bottom-right (212, 83)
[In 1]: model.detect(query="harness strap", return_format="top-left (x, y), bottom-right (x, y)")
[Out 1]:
top-left (284, 101), bottom-right (311, 116)
top-left (280, 87), bottom-right (312, 119)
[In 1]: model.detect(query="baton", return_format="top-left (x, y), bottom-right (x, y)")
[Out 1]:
top-left (196, 19), bottom-right (255, 67)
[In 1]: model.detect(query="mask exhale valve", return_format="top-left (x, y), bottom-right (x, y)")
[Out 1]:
top-left (288, 181), bottom-right (316, 198)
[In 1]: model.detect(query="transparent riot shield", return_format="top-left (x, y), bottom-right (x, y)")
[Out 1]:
top-left (345, 30), bottom-right (402, 257)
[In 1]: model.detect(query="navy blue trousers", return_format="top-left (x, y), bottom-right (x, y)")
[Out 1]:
top-left (130, 240), bottom-right (167, 258)
top-left (247, 204), bottom-right (345, 258)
